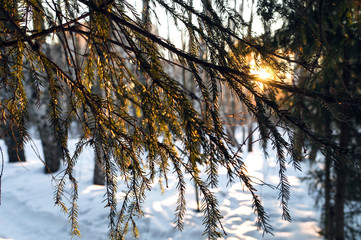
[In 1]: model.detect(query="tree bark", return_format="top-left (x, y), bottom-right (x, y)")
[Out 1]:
top-left (3, 123), bottom-right (26, 163)
top-left (335, 122), bottom-right (349, 240)
top-left (38, 118), bottom-right (61, 173)
top-left (334, 48), bottom-right (352, 240)
top-left (294, 128), bottom-right (304, 161)
top-left (324, 115), bottom-right (333, 240)
top-left (247, 122), bottom-right (253, 152)
top-left (93, 155), bottom-right (105, 185)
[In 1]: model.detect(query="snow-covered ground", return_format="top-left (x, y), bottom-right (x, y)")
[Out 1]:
top-left (0, 137), bottom-right (320, 240)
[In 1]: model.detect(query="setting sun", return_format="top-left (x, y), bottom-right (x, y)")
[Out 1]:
top-left (257, 68), bottom-right (273, 80)
top-left (249, 65), bottom-right (275, 91)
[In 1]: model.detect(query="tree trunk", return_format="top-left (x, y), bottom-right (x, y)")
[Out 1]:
top-left (194, 180), bottom-right (200, 212)
top-left (3, 123), bottom-right (26, 163)
top-left (247, 122), bottom-right (253, 152)
top-left (294, 128), bottom-right (304, 161)
top-left (334, 48), bottom-right (352, 240)
top-left (335, 122), bottom-right (349, 240)
top-left (93, 156), bottom-right (105, 185)
top-left (38, 119), bottom-right (61, 173)
top-left (36, 71), bottom-right (61, 174)
top-left (324, 116), bottom-right (333, 240)
top-left (247, 0), bottom-right (255, 37)
top-left (242, 122), bottom-right (246, 144)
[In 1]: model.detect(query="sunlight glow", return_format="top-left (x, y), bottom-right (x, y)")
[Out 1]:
top-left (250, 65), bottom-right (275, 91)
top-left (256, 68), bottom-right (273, 80)
top-left (248, 58), bottom-right (276, 90)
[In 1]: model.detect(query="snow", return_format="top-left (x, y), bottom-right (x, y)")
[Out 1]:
top-left (0, 138), bottom-right (320, 240)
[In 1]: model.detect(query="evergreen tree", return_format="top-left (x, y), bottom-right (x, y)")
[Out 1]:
top-left (0, 0), bottom-right (360, 239)
top-left (258, 0), bottom-right (361, 239)
top-left (0, 0), bottom-right (26, 163)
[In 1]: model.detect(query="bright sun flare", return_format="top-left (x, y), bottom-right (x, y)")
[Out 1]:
top-left (256, 69), bottom-right (273, 80)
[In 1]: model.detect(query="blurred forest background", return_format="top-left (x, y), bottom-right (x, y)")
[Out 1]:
top-left (1, 0), bottom-right (361, 239)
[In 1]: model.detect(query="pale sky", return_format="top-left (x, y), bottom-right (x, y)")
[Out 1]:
top-left (127, 0), bottom-right (266, 49)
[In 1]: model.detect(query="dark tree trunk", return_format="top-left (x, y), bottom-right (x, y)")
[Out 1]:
top-left (247, 122), bottom-right (253, 152)
top-left (3, 124), bottom-right (26, 163)
top-left (93, 157), bottom-right (105, 185)
top-left (27, 70), bottom-right (62, 174)
top-left (324, 149), bottom-right (332, 240)
top-left (334, 49), bottom-right (352, 240)
top-left (335, 122), bottom-right (349, 240)
top-left (294, 128), bottom-right (304, 161)
top-left (38, 121), bottom-right (61, 173)
top-left (36, 74), bottom-right (62, 174)
top-left (324, 116), bottom-right (333, 240)
top-left (93, 142), bottom-right (105, 185)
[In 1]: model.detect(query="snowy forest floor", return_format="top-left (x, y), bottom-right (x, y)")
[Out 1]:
top-left (0, 135), bottom-right (321, 240)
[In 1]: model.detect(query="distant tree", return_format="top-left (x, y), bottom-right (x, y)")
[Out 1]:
top-left (31, 0), bottom-right (63, 173)
top-left (0, 0), bottom-right (26, 163)
top-left (1, 121), bottom-right (26, 163)
top-left (0, 0), bottom-right (360, 239)
top-left (0, 0), bottom-right (62, 171)
top-left (258, 0), bottom-right (361, 239)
